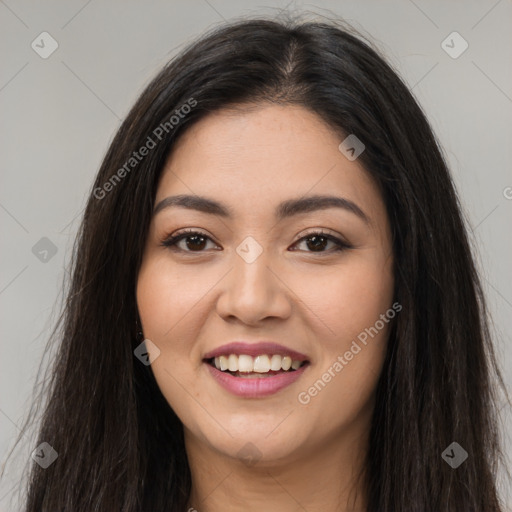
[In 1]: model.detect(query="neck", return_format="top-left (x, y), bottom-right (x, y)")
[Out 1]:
top-left (184, 417), bottom-right (370, 512)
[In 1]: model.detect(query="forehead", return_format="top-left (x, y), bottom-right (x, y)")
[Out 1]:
top-left (156, 104), bottom-right (385, 224)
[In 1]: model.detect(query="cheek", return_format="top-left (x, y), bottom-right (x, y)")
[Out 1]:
top-left (136, 256), bottom-right (211, 339)
top-left (291, 254), bottom-right (394, 348)
top-left (136, 259), bottom-right (201, 393)
top-left (136, 258), bottom-right (205, 410)
top-left (295, 256), bottom-right (393, 417)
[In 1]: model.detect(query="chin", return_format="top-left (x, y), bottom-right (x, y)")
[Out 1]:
top-left (204, 428), bottom-right (305, 466)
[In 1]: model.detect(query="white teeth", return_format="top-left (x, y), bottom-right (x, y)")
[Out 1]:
top-left (211, 354), bottom-right (305, 373)
top-left (238, 354), bottom-right (253, 372)
top-left (253, 355), bottom-right (270, 373)
top-left (270, 354), bottom-right (282, 371)
top-left (228, 354), bottom-right (238, 372)
top-left (281, 356), bottom-right (292, 371)
top-left (219, 355), bottom-right (229, 371)
top-left (291, 360), bottom-right (301, 370)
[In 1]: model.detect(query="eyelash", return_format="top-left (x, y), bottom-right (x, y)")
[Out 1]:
top-left (160, 229), bottom-right (351, 255)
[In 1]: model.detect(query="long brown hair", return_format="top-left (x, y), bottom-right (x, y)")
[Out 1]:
top-left (5, 13), bottom-right (508, 511)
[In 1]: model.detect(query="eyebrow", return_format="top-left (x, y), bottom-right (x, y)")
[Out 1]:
top-left (153, 194), bottom-right (370, 224)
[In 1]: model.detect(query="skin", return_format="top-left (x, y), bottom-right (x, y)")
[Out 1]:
top-left (136, 104), bottom-right (394, 512)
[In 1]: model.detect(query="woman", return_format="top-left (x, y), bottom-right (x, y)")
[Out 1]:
top-left (13, 13), bottom-right (507, 511)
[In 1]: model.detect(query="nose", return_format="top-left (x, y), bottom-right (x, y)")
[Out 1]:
top-left (215, 247), bottom-right (292, 325)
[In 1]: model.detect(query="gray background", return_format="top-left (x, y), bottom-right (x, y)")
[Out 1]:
top-left (1, 1), bottom-right (511, 510)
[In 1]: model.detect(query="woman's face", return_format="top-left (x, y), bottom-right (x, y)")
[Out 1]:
top-left (137, 104), bottom-right (394, 465)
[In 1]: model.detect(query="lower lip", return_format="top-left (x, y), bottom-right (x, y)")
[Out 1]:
top-left (205, 362), bottom-right (309, 398)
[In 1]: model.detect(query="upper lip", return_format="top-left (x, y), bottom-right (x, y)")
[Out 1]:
top-left (203, 341), bottom-right (309, 362)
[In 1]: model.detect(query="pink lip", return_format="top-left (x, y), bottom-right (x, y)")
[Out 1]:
top-left (203, 341), bottom-right (309, 362)
top-left (205, 362), bottom-right (309, 398)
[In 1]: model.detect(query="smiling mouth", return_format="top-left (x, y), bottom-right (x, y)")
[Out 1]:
top-left (205, 354), bottom-right (309, 378)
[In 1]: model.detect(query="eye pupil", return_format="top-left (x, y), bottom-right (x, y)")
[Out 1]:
top-left (186, 235), bottom-right (207, 251)
top-left (306, 235), bottom-right (328, 252)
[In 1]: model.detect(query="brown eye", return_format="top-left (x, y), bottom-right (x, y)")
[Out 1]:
top-left (161, 230), bottom-right (218, 252)
top-left (303, 234), bottom-right (330, 252)
top-left (183, 234), bottom-right (207, 251)
top-left (291, 231), bottom-right (350, 254)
